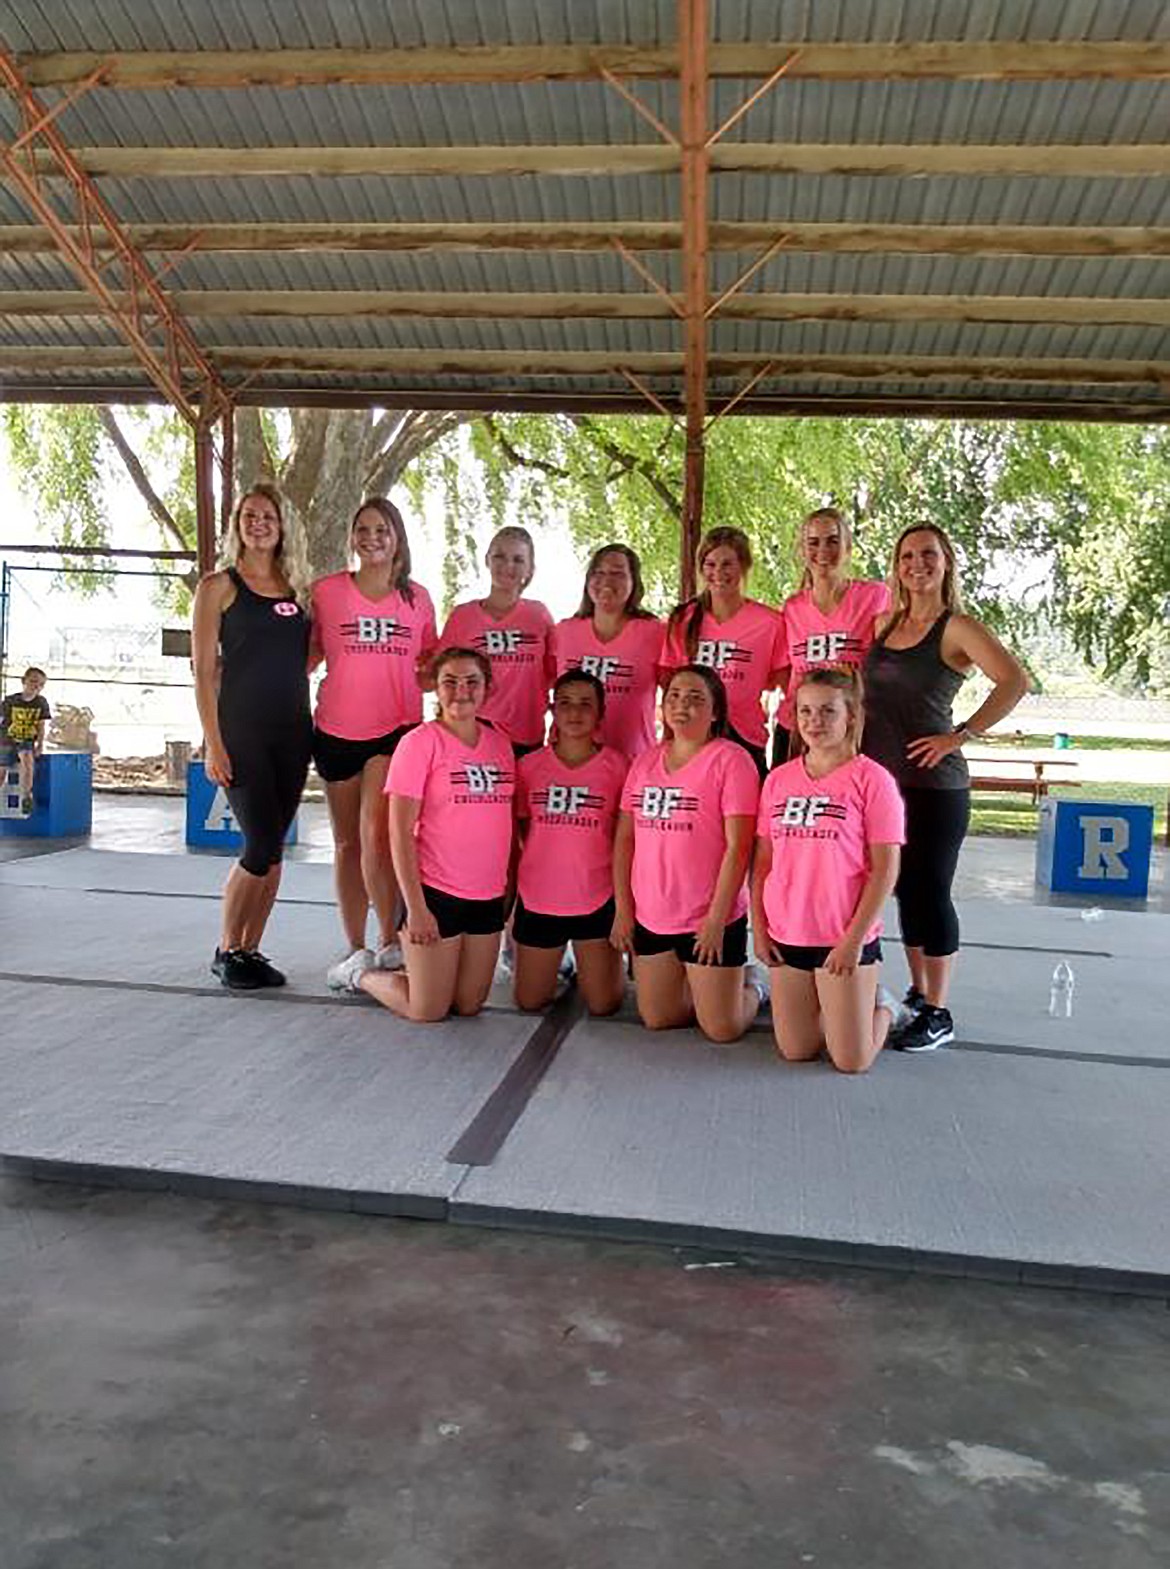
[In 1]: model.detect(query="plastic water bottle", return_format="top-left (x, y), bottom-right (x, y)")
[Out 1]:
top-left (1048, 960), bottom-right (1075, 1019)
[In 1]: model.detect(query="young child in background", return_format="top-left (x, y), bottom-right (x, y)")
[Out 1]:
top-left (1, 666), bottom-right (51, 815)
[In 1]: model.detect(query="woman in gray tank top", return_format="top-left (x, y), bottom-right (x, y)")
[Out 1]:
top-left (862, 525), bottom-right (1027, 1052)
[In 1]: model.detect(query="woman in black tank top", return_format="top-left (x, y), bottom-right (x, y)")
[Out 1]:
top-left (862, 524), bottom-right (1027, 1052)
top-left (192, 484), bottom-right (312, 991)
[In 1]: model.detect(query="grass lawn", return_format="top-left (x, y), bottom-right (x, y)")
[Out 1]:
top-left (989, 732), bottom-right (1170, 754)
top-left (970, 782), bottom-right (1168, 839)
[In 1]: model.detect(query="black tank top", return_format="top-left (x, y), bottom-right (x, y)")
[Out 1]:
top-left (218, 568), bottom-right (310, 731)
top-left (862, 611), bottom-right (969, 791)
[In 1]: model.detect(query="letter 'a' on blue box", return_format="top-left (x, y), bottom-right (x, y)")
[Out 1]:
top-left (1036, 798), bottom-right (1154, 901)
top-left (185, 759), bottom-right (298, 852)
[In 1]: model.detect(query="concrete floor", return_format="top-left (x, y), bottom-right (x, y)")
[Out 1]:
top-left (2, 1173), bottom-right (1167, 1569)
top-left (2, 795), bottom-right (1168, 1565)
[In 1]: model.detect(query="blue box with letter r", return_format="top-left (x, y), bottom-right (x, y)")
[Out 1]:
top-left (1036, 798), bottom-right (1154, 900)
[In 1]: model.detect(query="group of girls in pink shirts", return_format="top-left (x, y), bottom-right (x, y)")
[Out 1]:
top-left (303, 498), bottom-right (1026, 1071)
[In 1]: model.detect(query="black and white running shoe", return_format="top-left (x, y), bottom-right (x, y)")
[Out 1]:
top-left (212, 947), bottom-right (264, 991)
top-left (244, 950), bottom-right (286, 988)
top-left (893, 1004), bottom-right (955, 1053)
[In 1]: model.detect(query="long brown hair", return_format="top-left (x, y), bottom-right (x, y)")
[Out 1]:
top-left (792, 666), bottom-right (865, 756)
top-left (352, 496), bottom-right (416, 606)
top-left (797, 506), bottom-right (853, 591)
top-left (666, 526), bottom-right (753, 659)
top-left (888, 523), bottom-right (963, 626)
top-left (661, 663), bottom-right (730, 742)
top-left (573, 543), bottom-right (656, 620)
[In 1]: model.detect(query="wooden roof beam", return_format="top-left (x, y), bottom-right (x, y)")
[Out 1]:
top-left (3, 345), bottom-right (1167, 388)
top-left (18, 41), bottom-right (1170, 87)
top-left (4, 221), bottom-right (1168, 255)
top-left (5, 383), bottom-right (1166, 423)
top-left (4, 288), bottom-right (1170, 327)
top-left (678, 0), bottom-right (709, 597)
top-left (34, 144), bottom-right (1170, 179)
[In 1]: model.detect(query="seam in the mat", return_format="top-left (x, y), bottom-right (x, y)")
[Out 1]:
top-left (0, 972), bottom-right (1166, 1069)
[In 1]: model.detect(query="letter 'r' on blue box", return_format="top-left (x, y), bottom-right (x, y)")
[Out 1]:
top-left (1036, 798), bottom-right (1154, 901)
top-left (185, 759), bottom-right (298, 852)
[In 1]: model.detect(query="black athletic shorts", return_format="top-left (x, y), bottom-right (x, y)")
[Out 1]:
top-left (770, 937), bottom-right (883, 972)
top-left (420, 883), bottom-right (507, 940)
top-left (512, 896), bottom-right (615, 950)
top-left (633, 913), bottom-right (749, 968)
top-left (312, 724), bottom-right (413, 783)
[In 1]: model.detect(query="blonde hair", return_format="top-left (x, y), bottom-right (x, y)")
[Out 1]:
top-left (793, 666), bottom-right (865, 755)
top-left (797, 506), bottom-right (853, 591)
top-left (487, 525), bottom-right (536, 591)
top-left (222, 482), bottom-right (309, 604)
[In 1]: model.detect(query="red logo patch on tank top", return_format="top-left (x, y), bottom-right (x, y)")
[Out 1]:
top-left (273, 601), bottom-right (299, 617)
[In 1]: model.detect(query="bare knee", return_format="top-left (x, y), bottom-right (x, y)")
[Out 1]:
top-left (514, 983), bottom-right (554, 1013)
top-left (830, 1054), bottom-right (872, 1075)
top-left (702, 1017), bottom-right (744, 1045)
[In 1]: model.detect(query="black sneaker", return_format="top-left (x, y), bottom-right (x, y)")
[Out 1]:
top-left (903, 986), bottom-right (927, 1014)
top-left (211, 947), bottom-right (264, 991)
top-left (893, 1004), bottom-right (955, 1053)
top-left (243, 950), bottom-right (286, 988)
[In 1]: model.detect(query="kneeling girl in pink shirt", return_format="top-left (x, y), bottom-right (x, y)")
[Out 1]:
top-left (613, 665), bottom-right (763, 1045)
top-left (751, 668), bottom-right (904, 1073)
top-left (513, 671), bottom-right (628, 1017)
top-left (349, 648), bottom-right (515, 1022)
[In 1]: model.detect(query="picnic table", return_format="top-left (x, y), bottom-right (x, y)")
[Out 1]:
top-left (965, 751), bottom-right (1080, 805)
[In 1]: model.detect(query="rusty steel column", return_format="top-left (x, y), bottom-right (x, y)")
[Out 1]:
top-left (678, 0), bottom-right (710, 600)
top-left (195, 421), bottom-right (217, 578)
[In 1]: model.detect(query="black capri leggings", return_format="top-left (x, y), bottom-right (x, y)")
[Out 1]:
top-left (895, 786), bottom-right (970, 958)
top-left (223, 720), bottom-right (312, 877)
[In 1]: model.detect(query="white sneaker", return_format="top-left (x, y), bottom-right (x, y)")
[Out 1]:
top-left (745, 959), bottom-right (771, 1013)
top-left (327, 948), bottom-right (375, 992)
top-left (875, 984), bottom-right (900, 1018)
top-left (374, 941), bottom-right (404, 972)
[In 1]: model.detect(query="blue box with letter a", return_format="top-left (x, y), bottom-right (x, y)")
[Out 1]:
top-left (185, 759), bottom-right (298, 852)
top-left (0, 750), bottom-right (92, 837)
top-left (1035, 797), bottom-right (1154, 901)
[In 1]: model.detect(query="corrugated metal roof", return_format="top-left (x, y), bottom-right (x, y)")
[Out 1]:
top-left (1, 0), bottom-right (1167, 418)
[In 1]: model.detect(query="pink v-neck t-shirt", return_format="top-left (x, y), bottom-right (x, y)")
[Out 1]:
top-left (385, 720), bottom-right (516, 900)
top-left (661, 599), bottom-right (786, 747)
top-left (778, 579), bottom-right (891, 729)
top-left (516, 745), bottom-right (628, 916)
top-left (757, 752), bottom-right (904, 947)
top-left (311, 572), bottom-right (437, 740)
top-left (621, 738), bottom-right (760, 934)
top-left (551, 616), bottom-right (664, 759)
top-left (438, 598), bottom-right (554, 747)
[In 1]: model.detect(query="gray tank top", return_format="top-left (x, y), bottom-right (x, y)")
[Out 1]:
top-left (862, 611), bottom-right (969, 791)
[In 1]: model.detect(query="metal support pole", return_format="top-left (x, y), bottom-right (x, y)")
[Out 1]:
top-left (678, 0), bottom-right (710, 599)
top-left (195, 423), bottom-right (217, 578)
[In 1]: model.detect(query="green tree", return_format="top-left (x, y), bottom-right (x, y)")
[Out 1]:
top-left (2, 403), bottom-right (469, 597)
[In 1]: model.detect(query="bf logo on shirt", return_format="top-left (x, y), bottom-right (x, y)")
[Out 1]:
top-left (641, 785), bottom-right (683, 820)
top-left (546, 784), bottom-right (590, 815)
top-left (483, 629), bottom-right (523, 655)
top-left (465, 764), bottom-right (502, 794)
top-left (579, 654), bottom-right (620, 681)
top-left (695, 639), bottom-right (736, 671)
top-left (804, 631), bottom-right (849, 662)
top-left (356, 615), bottom-right (399, 643)
top-left (780, 794), bottom-right (832, 826)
